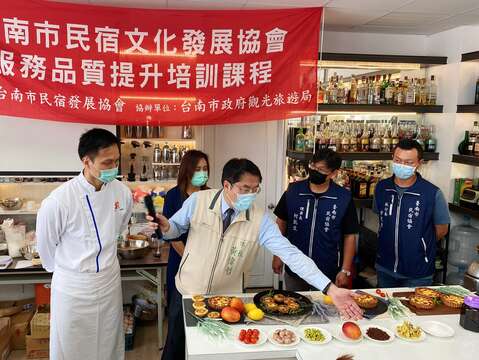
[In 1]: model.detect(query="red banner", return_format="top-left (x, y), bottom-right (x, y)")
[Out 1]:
top-left (0, 1), bottom-right (321, 126)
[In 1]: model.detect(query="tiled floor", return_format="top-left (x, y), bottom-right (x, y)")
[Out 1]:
top-left (8, 321), bottom-right (163, 360)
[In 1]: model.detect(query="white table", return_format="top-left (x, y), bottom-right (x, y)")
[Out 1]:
top-left (184, 289), bottom-right (479, 360)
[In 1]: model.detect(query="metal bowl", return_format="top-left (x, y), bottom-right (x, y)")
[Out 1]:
top-left (20, 244), bottom-right (39, 260)
top-left (0, 198), bottom-right (23, 211)
top-left (118, 239), bottom-right (150, 259)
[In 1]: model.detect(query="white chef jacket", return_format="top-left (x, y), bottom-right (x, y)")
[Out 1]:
top-left (36, 172), bottom-right (133, 273)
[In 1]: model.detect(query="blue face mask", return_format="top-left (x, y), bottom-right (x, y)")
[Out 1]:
top-left (191, 171), bottom-right (208, 187)
top-left (392, 162), bottom-right (416, 180)
top-left (233, 193), bottom-right (257, 212)
top-left (95, 167), bottom-right (119, 183)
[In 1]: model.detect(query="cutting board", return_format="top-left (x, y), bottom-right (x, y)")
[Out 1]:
top-left (183, 298), bottom-right (246, 327)
top-left (392, 291), bottom-right (461, 316)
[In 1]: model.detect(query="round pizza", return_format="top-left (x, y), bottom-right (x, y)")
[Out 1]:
top-left (409, 294), bottom-right (436, 310)
top-left (440, 294), bottom-right (464, 309)
top-left (207, 296), bottom-right (231, 311)
top-left (415, 287), bottom-right (441, 300)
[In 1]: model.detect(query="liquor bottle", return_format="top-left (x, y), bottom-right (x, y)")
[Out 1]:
top-left (382, 126), bottom-right (393, 153)
top-left (405, 77), bottom-right (415, 104)
top-left (374, 75), bottom-right (382, 105)
top-left (472, 121), bottom-right (479, 156)
top-left (414, 78), bottom-right (421, 105)
top-left (360, 125), bottom-right (370, 152)
top-left (427, 75), bottom-right (437, 105)
top-left (358, 76), bottom-right (367, 104)
top-left (304, 129), bottom-right (315, 152)
top-left (385, 80), bottom-right (395, 105)
top-left (367, 77), bottom-right (375, 105)
top-left (391, 124), bottom-right (399, 149)
top-left (349, 127), bottom-right (358, 152)
top-left (324, 77), bottom-right (331, 104)
top-left (380, 74), bottom-right (388, 104)
top-left (426, 125), bottom-right (437, 153)
top-left (349, 75), bottom-right (358, 104)
top-left (337, 76), bottom-right (346, 104)
top-left (357, 175), bottom-right (369, 199)
top-left (397, 81), bottom-right (405, 105)
top-left (370, 125), bottom-right (381, 152)
top-left (419, 78), bottom-right (428, 105)
top-left (341, 125), bottom-right (350, 152)
top-left (295, 128), bottom-right (305, 152)
top-left (475, 78), bottom-right (479, 105)
top-left (458, 130), bottom-right (471, 155)
top-left (317, 81), bottom-right (325, 104)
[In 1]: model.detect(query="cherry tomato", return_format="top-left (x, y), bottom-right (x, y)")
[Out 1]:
top-left (243, 337), bottom-right (250, 344)
top-left (252, 329), bottom-right (259, 337)
top-left (379, 292), bottom-right (386, 298)
top-left (376, 289), bottom-right (382, 295)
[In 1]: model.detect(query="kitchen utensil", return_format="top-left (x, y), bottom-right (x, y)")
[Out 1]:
top-left (182, 125), bottom-right (193, 139)
top-left (125, 126), bottom-right (133, 138)
top-left (20, 244), bottom-right (39, 260)
top-left (464, 248), bottom-right (479, 292)
top-left (117, 239), bottom-right (149, 259)
top-left (153, 145), bottom-right (162, 163)
top-left (420, 321), bottom-right (455, 337)
top-left (0, 198), bottom-right (24, 211)
top-left (253, 290), bottom-right (312, 317)
top-left (144, 195), bottom-right (163, 241)
top-left (135, 126), bottom-right (143, 138)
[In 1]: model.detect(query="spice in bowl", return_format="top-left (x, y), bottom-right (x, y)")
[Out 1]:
top-left (366, 327), bottom-right (390, 341)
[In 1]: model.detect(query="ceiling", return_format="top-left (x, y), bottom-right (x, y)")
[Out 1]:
top-left (54, 0), bottom-right (479, 36)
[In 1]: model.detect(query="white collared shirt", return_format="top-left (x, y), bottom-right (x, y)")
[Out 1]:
top-left (36, 173), bottom-right (133, 273)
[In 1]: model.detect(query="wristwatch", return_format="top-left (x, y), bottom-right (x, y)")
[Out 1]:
top-left (322, 281), bottom-right (332, 295)
top-left (340, 269), bottom-right (352, 277)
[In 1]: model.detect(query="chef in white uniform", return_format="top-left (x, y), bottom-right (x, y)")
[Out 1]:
top-left (36, 128), bottom-right (133, 360)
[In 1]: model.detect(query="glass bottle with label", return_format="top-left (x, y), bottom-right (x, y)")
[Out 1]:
top-left (458, 131), bottom-right (471, 155)
top-left (426, 125), bottom-right (437, 153)
top-left (427, 75), bottom-right (437, 105)
top-left (349, 75), bottom-right (358, 104)
top-left (304, 129), bottom-right (315, 152)
top-left (370, 125), bottom-right (382, 152)
top-left (385, 80), bottom-right (395, 105)
top-left (405, 77), bottom-right (415, 104)
top-left (396, 81), bottom-right (405, 105)
top-left (360, 124), bottom-right (370, 152)
top-left (295, 128), bottom-right (306, 152)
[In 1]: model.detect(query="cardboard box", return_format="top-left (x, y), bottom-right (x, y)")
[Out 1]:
top-left (0, 298), bottom-right (35, 318)
top-left (0, 318), bottom-right (11, 360)
top-left (10, 309), bottom-right (35, 350)
top-left (25, 335), bottom-right (49, 359)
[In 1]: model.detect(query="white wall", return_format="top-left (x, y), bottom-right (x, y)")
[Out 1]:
top-left (0, 116), bottom-right (115, 172)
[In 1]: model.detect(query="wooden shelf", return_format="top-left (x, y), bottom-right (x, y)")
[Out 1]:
top-left (316, 104), bottom-right (443, 113)
top-left (448, 203), bottom-right (479, 220)
top-left (451, 154), bottom-right (479, 166)
top-left (461, 51), bottom-right (479, 62)
top-left (287, 150), bottom-right (439, 161)
top-left (320, 53), bottom-right (447, 66)
top-left (457, 105), bottom-right (479, 113)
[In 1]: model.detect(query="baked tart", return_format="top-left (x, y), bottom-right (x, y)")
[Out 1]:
top-left (194, 308), bottom-right (208, 318)
top-left (440, 293), bottom-right (464, 309)
top-left (192, 295), bottom-right (205, 302)
top-left (409, 294), bottom-right (435, 310)
top-left (287, 301), bottom-right (300, 311)
top-left (192, 301), bottom-right (206, 310)
top-left (415, 288), bottom-right (441, 301)
top-left (207, 296), bottom-right (231, 311)
top-left (207, 311), bottom-right (221, 319)
top-left (262, 296), bottom-right (274, 304)
top-left (283, 297), bottom-right (297, 305)
top-left (277, 305), bottom-right (290, 314)
top-left (265, 302), bottom-right (279, 312)
top-left (354, 294), bottom-right (378, 309)
top-left (273, 294), bottom-right (285, 303)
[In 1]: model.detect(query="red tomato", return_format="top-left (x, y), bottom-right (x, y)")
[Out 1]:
top-left (250, 336), bottom-right (259, 344)
top-left (252, 329), bottom-right (259, 337)
top-left (375, 289), bottom-right (382, 295)
top-left (243, 337), bottom-right (250, 344)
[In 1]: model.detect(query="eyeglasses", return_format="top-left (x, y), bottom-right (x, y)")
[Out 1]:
top-left (308, 163), bottom-right (330, 175)
top-left (233, 184), bottom-right (261, 195)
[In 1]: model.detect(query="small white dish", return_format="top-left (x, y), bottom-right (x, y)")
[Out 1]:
top-left (420, 321), bottom-right (455, 338)
top-left (298, 326), bottom-right (332, 345)
top-left (395, 324), bottom-right (426, 342)
top-left (362, 325), bottom-right (395, 344)
top-left (332, 326), bottom-right (363, 344)
top-left (268, 326), bottom-right (300, 347)
top-left (234, 328), bottom-right (267, 347)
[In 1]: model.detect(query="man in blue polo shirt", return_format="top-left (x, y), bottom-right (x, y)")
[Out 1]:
top-left (373, 139), bottom-right (450, 287)
top-left (273, 149), bottom-right (359, 290)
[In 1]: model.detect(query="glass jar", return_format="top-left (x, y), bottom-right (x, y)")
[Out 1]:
top-left (460, 295), bottom-right (479, 333)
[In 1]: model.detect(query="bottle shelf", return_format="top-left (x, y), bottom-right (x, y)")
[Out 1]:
top-left (451, 154), bottom-right (479, 166)
top-left (287, 150), bottom-right (439, 162)
top-left (320, 52), bottom-right (448, 66)
top-left (456, 105), bottom-right (479, 113)
top-left (151, 163), bottom-right (181, 166)
top-left (448, 203), bottom-right (479, 220)
top-left (316, 104), bottom-right (443, 113)
top-left (461, 51), bottom-right (479, 62)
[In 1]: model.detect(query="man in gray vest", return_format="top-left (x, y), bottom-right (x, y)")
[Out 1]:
top-left (150, 158), bottom-right (362, 360)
